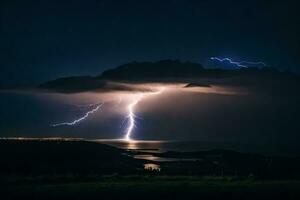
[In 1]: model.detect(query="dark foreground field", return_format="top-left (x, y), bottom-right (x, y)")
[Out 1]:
top-left (1, 139), bottom-right (300, 199)
top-left (2, 176), bottom-right (300, 200)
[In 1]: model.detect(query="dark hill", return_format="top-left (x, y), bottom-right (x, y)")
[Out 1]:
top-left (100, 60), bottom-right (294, 81)
top-left (38, 60), bottom-right (300, 93)
top-left (0, 139), bottom-right (142, 175)
top-left (39, 76), bottom-right (105, 93)
top-left (100, 60), bottom-right (205, 80)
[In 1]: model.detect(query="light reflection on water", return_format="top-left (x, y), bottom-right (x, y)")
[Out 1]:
top-left (134, 154), bottom-right (201, 162)
top-left (93, 139), bottom-right (168, 152)
top-left (92, 139), bottom-right (300, 157)
top-left (94, 139), bottom-right (203, 162)
top-left (134, 154), bottom-right (178, 162)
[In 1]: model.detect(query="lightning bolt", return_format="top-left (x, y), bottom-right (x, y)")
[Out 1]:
top-left (50, 87), bottom-right (164, 141)
top-left (51, 103), bottom-right (103, 127)
top-left (124, 94), bottom-right (143, 141)
top-left (124, 88), bottom-right (165, 141)
top-left (75, 102), bottom-right (104, 108)
top-left (210, 57), bottom-right (266, 68)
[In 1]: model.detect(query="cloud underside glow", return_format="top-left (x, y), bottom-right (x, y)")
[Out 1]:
top-left (50, 83), bottom-right (243, 141)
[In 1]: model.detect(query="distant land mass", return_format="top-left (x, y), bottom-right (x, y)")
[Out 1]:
top-left (38, 60), bottom-right (299, 93)
top-left (99, 59), bottom-right (293, 80)
top-left (100, 60), bottom-right (205, 80)
top-left (39, 76), bottom-right (106, 93)
top-left (184, 83), bottom-right (211, 88)
top-left (2, 139), bottom-right (300, 179)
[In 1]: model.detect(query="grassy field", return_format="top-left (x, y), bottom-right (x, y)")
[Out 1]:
top-left (2, 140), bottom-right (300, 199)
top-left (2, 176), bottom-right (300, 200)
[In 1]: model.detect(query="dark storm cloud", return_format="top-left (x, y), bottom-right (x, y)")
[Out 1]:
top-left (1, 0), bottom-right (299, 85)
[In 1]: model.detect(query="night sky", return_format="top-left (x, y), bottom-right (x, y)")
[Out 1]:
top-left (1, 0), bottom-right (299, 85)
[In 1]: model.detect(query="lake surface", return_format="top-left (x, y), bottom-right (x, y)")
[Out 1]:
top-left (96, 139), bottom-right (300, 156)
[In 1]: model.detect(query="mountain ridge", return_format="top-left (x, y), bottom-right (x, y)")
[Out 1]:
top-left (37, 60), bottom-right (298, 93)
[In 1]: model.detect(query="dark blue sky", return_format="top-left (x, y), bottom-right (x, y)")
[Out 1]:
top-left (1, 0), bottom-right (299, 85)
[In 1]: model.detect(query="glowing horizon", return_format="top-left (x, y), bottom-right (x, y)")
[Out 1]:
top-left (48, 83), bottom-right (243, 141)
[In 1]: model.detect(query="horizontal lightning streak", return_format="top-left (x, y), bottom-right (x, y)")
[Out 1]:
top-left (210, 57), bottom-right (266, 68)
top-left (51, 103), bottom-right (103, 127)
top-left (76, 102), bottom-right (103, 108)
